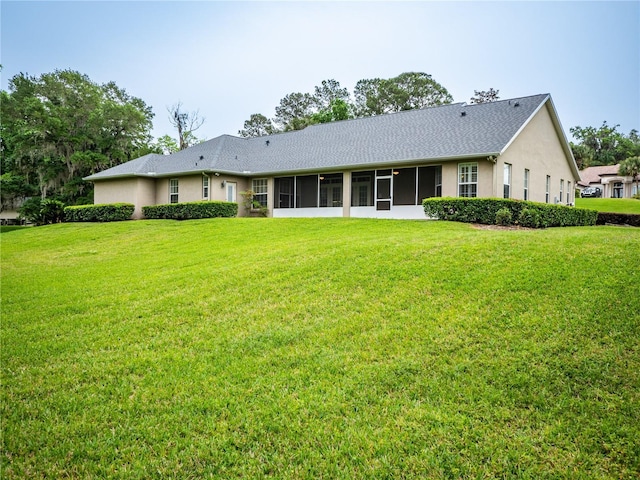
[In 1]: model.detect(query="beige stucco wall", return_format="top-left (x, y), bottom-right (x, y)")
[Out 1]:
top-left (499, 104), bottom-right (578, 203)
top-left (94, 177), bottom-right (156, 219)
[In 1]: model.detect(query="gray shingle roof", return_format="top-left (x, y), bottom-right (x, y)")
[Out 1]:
top-left (86, 94), bottom-right (553, 180)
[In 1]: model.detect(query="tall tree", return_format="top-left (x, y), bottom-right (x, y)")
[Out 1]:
top-left (470, 88), bottom-right (500, 104)
top-left (168, 102), bottom-right (204, 150)
top-left (618, 156), bottom-right (640, 195)
top-left (0, 69), bottom-right (155, 205)
top-left (312, 79), bottom-right (350, 111)
top-left (570, 122), bottom-right (639, 168)
top-left (310, 99), bottom-right (352, 124)
top-left (238, 113), bottom-right (276, 138)
top-left (155, 134), bottom-right (179, 154)
top-left (354, 72), bottom-right (453, 117)
top-left (274, 92), bottom-right (316, 131)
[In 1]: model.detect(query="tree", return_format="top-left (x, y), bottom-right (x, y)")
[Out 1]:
top-left (354, 72), bottom-right (453, 117)
top-left (310, 99), bottom-right (352, 124)
top-left (238, 113), bottom-right (277, 138)
top-left (1, 69), bottom-right (155, 205)
top-left (274, 92), bottom-right (316, 131)
top-left (154, 135), bottom-right (179, 154)
top-left (619, 156), bottom-right (640, 196)
top-left (168, 102), bottom-right (204, 150)
top-left (470, 88), bottom-right (500, 104)
top-left (312, 79), bottom-right (350, 111)
top-left (570, 122), bottom-right (640, 168)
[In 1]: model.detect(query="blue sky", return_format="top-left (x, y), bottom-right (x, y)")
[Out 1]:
top-left (2, 1), bottom-right (638, 143)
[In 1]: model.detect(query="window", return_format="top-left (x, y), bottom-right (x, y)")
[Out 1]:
top-left (202, 176), bottom-right (209, 199)
top-left (458, 163), bottom-right (478, 197)
top-left (560, 179), bottom-right (564, 203)
top-left (503, 163), bottom-right (511, 199)
top-left (546, 176), bottom-right (550, 203)
top-left (524, 169), bottom-right (530, 201)
top-left (169, 179), bottom-right (179, 203)
top-left (567, 181), bottom-right (571, 203)
top-left (252, 179), bottom-right (267, 207)
top-left (351, 171), bottom-right (374, 206)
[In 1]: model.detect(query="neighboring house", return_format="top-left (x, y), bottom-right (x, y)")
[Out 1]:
top-left (86, 93), bottom-right (580, 219)
top-left (578, 164), bottom-right (639, 198)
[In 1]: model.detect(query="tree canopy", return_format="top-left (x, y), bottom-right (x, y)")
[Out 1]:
top-left (470, 88), bottom-right (500, 104)
top-left (570, 122), bottom-right (640, 169)
top-left (238, 72), bottom-right (453, 137)
top-left (0, 69), bottom-right (156, 208)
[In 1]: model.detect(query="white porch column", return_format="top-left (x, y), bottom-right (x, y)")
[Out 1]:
top-left (342, 171), bottom-right (351, 218)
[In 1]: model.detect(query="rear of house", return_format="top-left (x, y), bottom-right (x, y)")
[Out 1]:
top-left (86, 94), bottom-right (579, 219)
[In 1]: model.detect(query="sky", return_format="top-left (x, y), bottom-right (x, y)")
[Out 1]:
top-left (1, 1), bottom-right (639, 144)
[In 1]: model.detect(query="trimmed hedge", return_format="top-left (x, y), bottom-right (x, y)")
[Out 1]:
top-left (142, 201), bottom-right (237, 220)
top-left (597, 212), bottom-right (640, 227)
top-left (423, 197), bottom-right (598, 228)
top-left (64, 203), bottom-right (134, 222)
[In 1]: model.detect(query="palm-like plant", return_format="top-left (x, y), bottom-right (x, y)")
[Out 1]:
top-left (618, 156), bottom-right (640, 197)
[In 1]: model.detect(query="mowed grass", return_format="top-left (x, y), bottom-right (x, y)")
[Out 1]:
top-left (2, 218), bottom-right (639, 479)
top-left (575, 197), bottom-right (640, 214)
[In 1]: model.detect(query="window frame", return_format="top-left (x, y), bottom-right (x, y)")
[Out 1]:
top-left (252, 178), bottom-right (268, 207)
top-left (169, 178), bottom-right (179, 204)
top-left (458, 162), bottom-right (478, 198)
top-left (503, 163), bottom-right (512, 199)
top-left (202, 175), bottom-right (209, 200)
top-left (524, 169), bottom-right (530, 201)
top-left (546, 175), bottom-right (550, 203)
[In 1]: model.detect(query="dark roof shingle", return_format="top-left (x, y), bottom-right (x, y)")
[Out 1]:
top-left (86, 93), bottom-right (552, 180)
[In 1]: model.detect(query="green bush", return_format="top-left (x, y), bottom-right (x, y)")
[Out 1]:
top-left (495, 208), bottom-right (513, 226)
top-left (143, 201), bottom-right (238, 220)
top-left (518, 207), bottom-right (542, 228)
top-left (19, 198), bottom-right (66, 225)
top-left (423, 197), bottom-right (598, 228)
top-left (64, 203), bottom-right (134, 222)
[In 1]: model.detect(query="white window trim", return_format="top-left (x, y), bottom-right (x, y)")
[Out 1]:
top-left (503, 163), bottom-right (512, 199)
top-left (202, 175), bottom-right (210, 200)
top-left (169, 178), bottom-right (179, 203)
top-left (458, 162), bottom-right (478, 198)
top-left (524, 169), bottom-right (530, 201)
top-left (252, 178), bottom-right (268, 207)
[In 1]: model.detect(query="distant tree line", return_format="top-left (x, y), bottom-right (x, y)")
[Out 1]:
top-left (238, 72), bottom-right (458, 137)
top-left (569, 122), bottom-right (640, 170)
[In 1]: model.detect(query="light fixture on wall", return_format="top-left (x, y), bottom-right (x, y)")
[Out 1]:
top-left (221, 180), bottom-right (226, 189)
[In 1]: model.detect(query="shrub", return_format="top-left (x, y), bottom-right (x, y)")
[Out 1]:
top-left (19, 198), bottom-right (65, 225)
top-left (518, 207), bottom-right (541, 228)
top-left (143, 201), bottom-right (238, 220)
top-left (495, 208), bottom-right (513, 226)
top-left (64, 203), bottom-right (135, 222)
top-left (596, 212), bottom-right (640, 227)
top-left (423, 197), bottom-right (598, 228)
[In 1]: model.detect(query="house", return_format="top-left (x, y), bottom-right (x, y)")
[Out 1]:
top-left (85, 93), bottom-right (580, 219)
top-left (578, 164), bottom-right (639, 198)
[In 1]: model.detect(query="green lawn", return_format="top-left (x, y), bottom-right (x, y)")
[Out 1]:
top-left (575, 197), bottom-right (640, 214)
top-left (2, 219), bottom-right (639, 479)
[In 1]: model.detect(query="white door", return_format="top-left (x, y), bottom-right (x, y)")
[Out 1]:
top-left (226, 182), bottom-right (237, 203)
